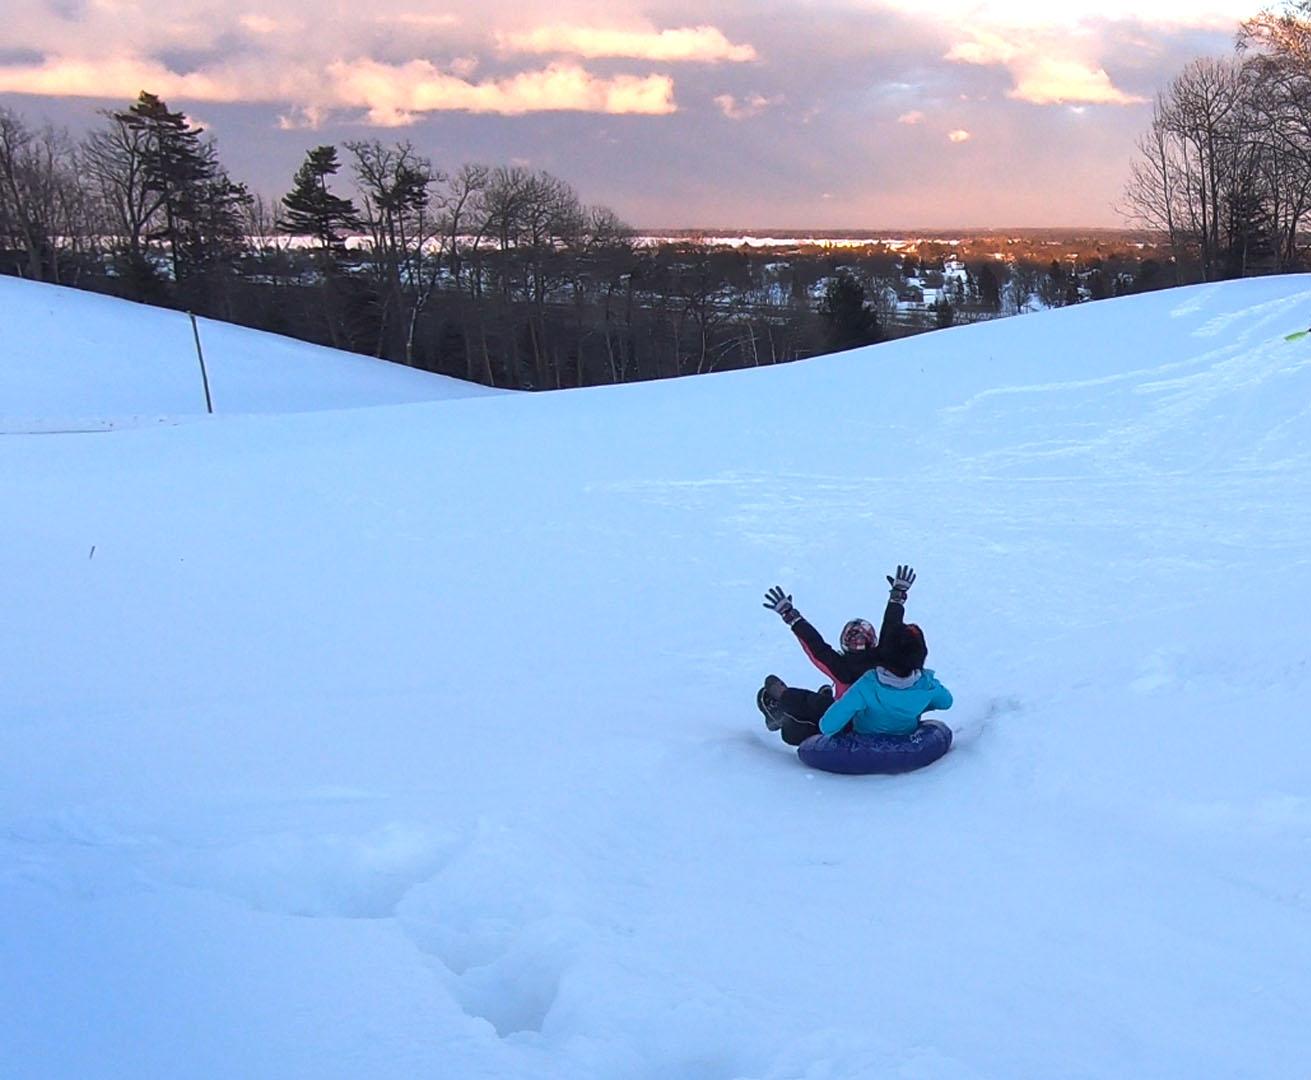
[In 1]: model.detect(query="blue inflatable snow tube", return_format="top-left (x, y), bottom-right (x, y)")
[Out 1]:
top-left (797, 719), bottom-right (953, 775)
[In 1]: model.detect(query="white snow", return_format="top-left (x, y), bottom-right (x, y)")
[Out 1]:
top-left (0, 277), bottom-right (500, 432)
top-left (2, 275), bottom-right (1311, 1079)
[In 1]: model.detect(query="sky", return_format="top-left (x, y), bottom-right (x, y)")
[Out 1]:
top-left (0, 0), bottom-right (1277, 228)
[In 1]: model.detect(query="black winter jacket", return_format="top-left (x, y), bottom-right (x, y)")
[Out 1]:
top-left (789, 599), bottom-right (906, 697)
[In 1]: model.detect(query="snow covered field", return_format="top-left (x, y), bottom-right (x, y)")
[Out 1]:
top-left (0, 276), bottom-right (499, 433)
top-left (2, 276), bottom-right (1310, 1079)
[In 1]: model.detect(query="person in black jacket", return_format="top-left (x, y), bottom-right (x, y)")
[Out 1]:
top-left (757, 566), bottom-right (916, 746)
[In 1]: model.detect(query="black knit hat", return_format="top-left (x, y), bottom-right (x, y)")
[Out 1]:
top-left (885, 623), bottom-right (928, 677)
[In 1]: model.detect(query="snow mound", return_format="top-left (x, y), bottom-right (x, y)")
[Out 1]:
top-left (0, 276), bottom-right (500, 431)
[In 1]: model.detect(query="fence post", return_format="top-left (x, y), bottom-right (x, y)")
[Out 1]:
top-left (188, 311), bottom-right (214, 415)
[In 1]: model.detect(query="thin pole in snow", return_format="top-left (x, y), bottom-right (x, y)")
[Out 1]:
top-left (188, 311), bottom-right (214, 415)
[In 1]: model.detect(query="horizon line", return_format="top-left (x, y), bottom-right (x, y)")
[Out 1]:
top-left (635, 225), bottom-right (1155, 235)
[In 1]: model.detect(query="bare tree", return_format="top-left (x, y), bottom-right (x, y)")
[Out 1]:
top-left (1239, 3), bottom-right (1311, 268)
top-left (440, 163), bottom-right (489, 289)
top-left (1005, 262), bottom-right (1041, 314)
top-left (1122, 57), bottom-right (1251, 281)
top-left (346, 139), bottom-right (445, 365)
top-left (436, 164), bottom-right (494, 383)
top-left (241, 192), bottom-right (296, 288)
top-left (1167, 58), bottom-right (1246, 279)
top-left (1242, 1), bottom-right (1311, 65)
top-left (581, 206), bottom-right (637, 383)
top-left (475, 166), bottom-right (590, 386)
top-left (0, 108), bottom-right (83, 282)
top-left (82, 109), bottom-right (168, 290)
top-left (1120, 99), bottom-right (1186, 280)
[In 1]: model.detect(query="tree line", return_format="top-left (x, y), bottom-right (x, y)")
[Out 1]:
top-left (2, 92), bottom-right (841, 387)
top-left (1122, 1), bottom-right (1311, 280)
top-left (1, 87), bottom-right (1245, 390)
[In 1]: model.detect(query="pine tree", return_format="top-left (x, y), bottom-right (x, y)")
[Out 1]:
top-left (182, 174), bottom-right (254, 314)
top-left (819, 273), bottom-right (881, 352)
top-left (114, 92), bottom-right (214, 284)
top-left (1087, 268), bottom-right (1109, 301)
top-left (976, 263), bottom-right (1001, 312)
top-left (1134, 260), bottom-right (1164, 293)
top-left (932, 297), bottom-right (955, 328)
top-left (279, 146), bottom-right (366, 350)
top-left (279, 146), bottom-right (362, 256)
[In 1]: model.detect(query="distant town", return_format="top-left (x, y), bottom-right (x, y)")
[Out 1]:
top-left (614, 227), bottom-right (1182, 341)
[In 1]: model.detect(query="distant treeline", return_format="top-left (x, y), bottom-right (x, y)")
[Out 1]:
top-left (0, 90), bottom-right (1277, 389)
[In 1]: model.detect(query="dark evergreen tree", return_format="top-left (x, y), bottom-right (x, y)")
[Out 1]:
top-left (819, 273), bottom-right (880, 352)
top-left (181, 174), bottom-right (254, 315)
top-left (278, 146), bottom-right (366, 350)
top-left (1134, 259), bottom-right (1164, 292)
top-left (976, 263), bottom-right (1001, 312)
top-left (114, 92), bottom-right (215, 284)
top-left (1087, 268), bottom-right (1110, 301)
top-left (279, 146), bottom-right (362, 255)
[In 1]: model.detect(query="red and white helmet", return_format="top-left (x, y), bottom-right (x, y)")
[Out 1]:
top-left (840, 618), bottom-right (876, 652)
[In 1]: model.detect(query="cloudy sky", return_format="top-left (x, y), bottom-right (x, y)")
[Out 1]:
top-left (0, 0), bottom-right (1273, 228)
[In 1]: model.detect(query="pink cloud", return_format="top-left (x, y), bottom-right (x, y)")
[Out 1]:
top-left (714, 92), bottom-right (781, 120)
top-left (0, 56), bottom-right (250, 101)
top-left (328, 58), bottom-right (677, 119)
top-left (0, 54), bottom-right (677, 119)
top-left (501, 24), bottom-right (756, 63)
top-left (1006, 57), bottom-right (1147, 106)
top-left (946, 29), bottom-right (1146, 106)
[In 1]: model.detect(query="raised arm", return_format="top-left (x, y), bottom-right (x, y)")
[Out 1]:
top-left (790, 616), bottom-right (846, 684)
top-left (764, 586), bottom-right (847, 684)
top-left (876, 564), bottom-right (915, 647)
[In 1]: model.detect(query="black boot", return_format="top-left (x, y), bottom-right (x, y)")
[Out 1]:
top-left (757, 686), bottom-right (785, 731)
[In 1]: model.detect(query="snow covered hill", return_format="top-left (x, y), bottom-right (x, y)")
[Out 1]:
top-left (2, 275), bottom-right (1310, 1079)
top-left (0, 277), bottom-right (500, 432)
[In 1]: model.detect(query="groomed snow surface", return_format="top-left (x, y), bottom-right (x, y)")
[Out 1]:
top-left (2, 276), bottom-right (1310, 1079)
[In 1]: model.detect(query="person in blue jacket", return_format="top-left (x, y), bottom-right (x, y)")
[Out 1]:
top-left (817, 623), bottom-right (953, 736)
top-left (758, 565), bottom-right (917, 745)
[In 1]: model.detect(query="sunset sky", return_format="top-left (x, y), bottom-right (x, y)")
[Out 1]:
top-left (0, 0), bottom-right (1275, 228)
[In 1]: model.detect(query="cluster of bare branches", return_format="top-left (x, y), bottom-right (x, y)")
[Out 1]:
top-left (1123, 3), bottom-right (1311, 279)
top-left (0, 108), bottom-right (94, 284)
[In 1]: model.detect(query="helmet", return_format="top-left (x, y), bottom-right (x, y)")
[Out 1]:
top-left (840, 618), bottom-right (876, 652)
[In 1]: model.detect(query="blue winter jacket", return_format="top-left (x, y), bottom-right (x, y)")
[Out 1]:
top-left (818, 667), bottom-right (953, 736)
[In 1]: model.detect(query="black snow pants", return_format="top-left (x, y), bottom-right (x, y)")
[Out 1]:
top-left (776, 685), bottom-right (835, 747)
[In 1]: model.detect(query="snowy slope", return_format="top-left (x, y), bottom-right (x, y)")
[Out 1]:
top-left (2, 277), bottom-right (1311, 1079)
top-left (0, 277), bottom-right (500, 431)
